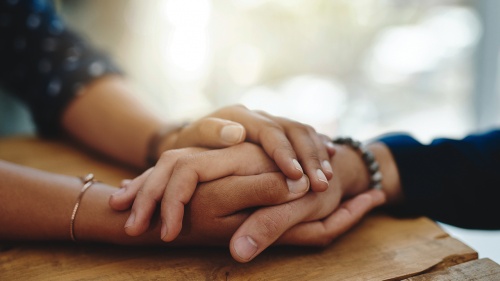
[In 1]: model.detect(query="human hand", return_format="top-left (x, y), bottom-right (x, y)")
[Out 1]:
top-left (277, 189), bottom-right (386, 246)
top-left (229, 188), bottom-right (386, 262)
top-left (156, 106), bottom-right (335, 193)
top-left (225, 143), bottom-right (388, 262)
top-left (170, 172), bottom-right (311, 246)
top-left (199, 105), bottom-right (335, 192)
top-left (109, 143), bottom-right (311, 241)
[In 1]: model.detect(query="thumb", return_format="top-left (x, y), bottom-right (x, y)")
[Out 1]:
top-left (175, 117), bottom-right (246, 148)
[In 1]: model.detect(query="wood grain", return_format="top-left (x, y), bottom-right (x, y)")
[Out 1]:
top-left (0, 137), bottom-right (481, 280)
top-left (403, 258), bottom-right (500, 281)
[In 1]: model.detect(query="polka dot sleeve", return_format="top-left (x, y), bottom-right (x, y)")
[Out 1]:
top-left (0, 0), bottom-right (122, 137)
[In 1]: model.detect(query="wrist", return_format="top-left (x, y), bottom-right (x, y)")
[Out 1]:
top-left (75, 182), bottom-right (161, 245)
top-left (332, 144), bottom-right (372, 199)
top-left (367, 143), bottom-right (403, 205)
top-left (330, 139), bottom-right (403, 206)
top-left (145, 124), bottom-right (185, 167)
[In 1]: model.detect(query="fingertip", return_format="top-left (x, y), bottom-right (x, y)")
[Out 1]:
top-left (220, 123), bottom-right (246, 144)
top-left (286, 175), bottom-right (310, 194)
top-left (161, 204), bottom-right (184, 242)
top-left (232, 235), bottom-right (258, 263)
top-left (120, 179), bottom-right (132, 188)
top-left (124, 212), bottom-right (140, 236)
top-left (292, 159), bottom-right (303, 173)
top-left (161, 222), bottom-right (181, 242)
top-left (326, 141), bottom-right (336, 156)
top-left (321, 160), bottom-right (333, 179)
top-left (309, 169), bottom-right (329, 192)
top-left (280, 158), bottom-right (304, 180)
top-left (108, 188), bottom-right (130, 211)
top-left (371, 189), bottom-right (387, 205)
top-left (160, 221), bottom-right (168, 241)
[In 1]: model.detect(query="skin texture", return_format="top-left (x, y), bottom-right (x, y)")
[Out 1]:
top-left (58, 74), bottom-right (335, 243)
top-left (1, 75), bottom-right (402, 262)
top-left (0, 142), bottom-right (396, 251)
top-left (109, 142), bottom-right (400, 262)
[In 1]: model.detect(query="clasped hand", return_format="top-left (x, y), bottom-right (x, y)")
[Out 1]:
top-left (109, 105), bottom-right (385, 262)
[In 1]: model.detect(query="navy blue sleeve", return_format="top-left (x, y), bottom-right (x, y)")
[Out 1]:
top-left (0, 0), bottom-right (121, 136)
top-left (378, 130), bottom-right (500, 230)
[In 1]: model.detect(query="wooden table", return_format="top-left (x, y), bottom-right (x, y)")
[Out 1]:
top-left (1, 137), bottom-right (499, 280)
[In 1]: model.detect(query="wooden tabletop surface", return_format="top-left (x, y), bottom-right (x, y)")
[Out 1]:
top-left (0, 137), bottom-right (498, 280)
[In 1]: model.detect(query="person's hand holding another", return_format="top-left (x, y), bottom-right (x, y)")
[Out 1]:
top-left (110, 106), bottom-right (335, 241)
top-left (227, 141), bottom-right (398, 262)
top-left (109, 143), bottom-right (312, 241)
top-left (147, 105), bottom-right (334, 191)
top-left (201, 105), bottom-right (335, 192)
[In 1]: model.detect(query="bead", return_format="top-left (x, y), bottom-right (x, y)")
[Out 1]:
top-left (332, 137), bottom-right (383, 190)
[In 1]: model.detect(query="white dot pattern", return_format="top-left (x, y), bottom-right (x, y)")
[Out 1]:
top-left (0, 0), bottom-right (122, 136)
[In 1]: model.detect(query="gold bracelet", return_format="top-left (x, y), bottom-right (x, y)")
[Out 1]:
top-left (70, 173), bottom-right (96, 242)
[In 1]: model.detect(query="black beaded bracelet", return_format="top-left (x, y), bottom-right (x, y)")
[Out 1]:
top-left (332, 137), bottom-right (382, 190)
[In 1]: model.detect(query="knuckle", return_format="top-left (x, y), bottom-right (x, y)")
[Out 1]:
top-left (159, 149), bottom-right (178, 161)
top-left (254, 174), bottom-right (287, 204)
top-left (304, 124), bottom-right (316, 133)
top-left (174, 154), bottom-right (196, 170)
top-left (159, 148), bottom-right (191, 163)
top-left (233, 104), bottom-right (247, 110)
top-left (136, 187), bottom-right (157, 204)
top-left (262, 121), bottom-right (284, 133)
top-left (302, 150), bottom-right (321, 163)
top-left (258, 208), bottom-right (291, 240)
top-left (220, 104), bottom-right (247, 114)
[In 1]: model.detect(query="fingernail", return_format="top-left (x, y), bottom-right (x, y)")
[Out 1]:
top-left (120, 179), bottom-right (132, 188)
top-left (234, 236), bottom-right (258, 261)
top-left (316, 169), bottom-right (328, 184)
top-left (322, 160), bottom-right (333, 174)
top-left (287, 176), bottom-right (309, 194)
top-left (161, 222), bottom-right (168, 240)
top-left (124, 212), bottom-right (136, 228)
top-left (326, 142), bottom-right (335, 150)
top-left (221, 125), bottom-right (244, 143)
top-left (112, 187), bottom-right (127, 197)
top-left (292, 159), bottom-right (303, 173)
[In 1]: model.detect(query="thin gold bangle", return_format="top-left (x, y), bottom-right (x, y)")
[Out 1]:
top-left (70, 173), bottom-right (96, 242)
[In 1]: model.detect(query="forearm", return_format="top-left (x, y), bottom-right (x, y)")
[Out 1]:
top-left (0, 160), bottom-right (160, 244)
top-left (0, 160), bottom-right (80, 240)
top-left (61, 76), bottom-right (171, 169)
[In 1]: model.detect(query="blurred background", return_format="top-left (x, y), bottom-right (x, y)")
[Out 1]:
top-left (57, 0), bottom-right (500, 144)
top-left (31, 0), bottom-right (500, 262)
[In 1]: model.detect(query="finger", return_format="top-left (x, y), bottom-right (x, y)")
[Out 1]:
top-left (258, 112), bottom-right (333, 187)
top-left (108, 168), bottom-right (153, 211)
top-left (277, 189), bottom-right (386, 246)
top-left (229, 201), bottom-right (309, 263)
top-left (124, 148), bottom-right (206, 236)
top-left (229, 187), bottom-right (339, 263)
top-left (192, 172), bottom-right (310, 217)
top-left (175, 117), bottom-right (246, 148)
top-left (160, 143), bottom-right (280, 242)
top-left (120, 179), bottom-right (132, 188)
top-left (309, 130), bottom-right (333, 180)
top-left (255, 112), bottom-right (330, 188)
top-left (216, 106), bottom-right (304, 180)
top-left (318, 134), bottom-right (336, 156)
